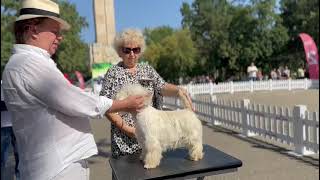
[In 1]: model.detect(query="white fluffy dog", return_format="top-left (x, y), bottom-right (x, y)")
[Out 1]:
top-left (116, 84), bottom-right (204, 169)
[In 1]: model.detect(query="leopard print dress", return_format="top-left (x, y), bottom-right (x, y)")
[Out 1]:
top-left (99, 62), bottom-right (166, 158)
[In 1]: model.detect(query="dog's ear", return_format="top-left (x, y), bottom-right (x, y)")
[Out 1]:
top-left (146, 92), bottom-right (153, 98)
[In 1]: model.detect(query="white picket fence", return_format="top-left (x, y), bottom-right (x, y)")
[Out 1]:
top-left (181, 78), bottom-right (319, 95)
top-left (163, 96), bottom-right (319, 156)
top-left (90, 78), bottom-right (319, 95)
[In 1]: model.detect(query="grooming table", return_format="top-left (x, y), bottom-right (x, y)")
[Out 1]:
top-left (109, 144), bottom-right (242, 180)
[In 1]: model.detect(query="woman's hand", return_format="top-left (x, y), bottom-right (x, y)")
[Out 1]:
top-left (161, 83), bottom-right (195, 111)
top-left (107, 95), bottom-right (144, 113)
top-left (177, 88), bottom-right (195, 111)
top-left (123, 95), bottom-right (145, 112)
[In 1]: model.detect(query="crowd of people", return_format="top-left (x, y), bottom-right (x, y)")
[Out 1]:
top-left (176, 63), bottom-right (307, 85)
top-left (248, 62), bottom-right (307, 81)
top-left (181, 75), bottom-right (215, 84)
top-left (1, 1), bottom-right (193, 179)
top-left (174, 62), bottom-right (308, 85)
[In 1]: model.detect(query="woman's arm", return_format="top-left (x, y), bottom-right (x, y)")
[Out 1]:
top-left (160, 83), bottom-right (179, 97)
top-left (161, 83), bottom-right (190, 98)
top-left (161, 83), bottom-right (194, 111)
top-left (105, 112), bottom-right (136, 138)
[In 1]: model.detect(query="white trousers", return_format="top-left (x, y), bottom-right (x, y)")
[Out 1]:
top-left (53, 160), bottom-right (90, 180)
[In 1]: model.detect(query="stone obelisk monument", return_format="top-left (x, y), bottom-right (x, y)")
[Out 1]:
top-left (90, 0), bottom-right (120, 67)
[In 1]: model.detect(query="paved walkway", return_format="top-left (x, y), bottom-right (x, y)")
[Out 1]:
top-left (88, 118), bottom-right (319, 180)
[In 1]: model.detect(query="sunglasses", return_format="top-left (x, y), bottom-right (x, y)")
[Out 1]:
top-left (122, 47), bottom-right (141, 54)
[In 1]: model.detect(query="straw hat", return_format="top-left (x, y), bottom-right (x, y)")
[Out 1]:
top-left (16, 0), bottom-right (70, 30)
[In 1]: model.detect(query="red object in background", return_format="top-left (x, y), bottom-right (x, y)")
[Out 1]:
top-left (299, 33), bottom-right (319, 79)
top-left (75, 71), bottom-right (85, 89)
top-left (63, 73), bottom-right (73, 84)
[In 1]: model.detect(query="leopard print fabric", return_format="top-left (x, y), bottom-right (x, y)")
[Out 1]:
top-left (99, 62), bottom-right (166, 158)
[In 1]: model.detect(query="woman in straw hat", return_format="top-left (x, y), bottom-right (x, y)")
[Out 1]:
top-left (1, 0), bottom-right (145, 179)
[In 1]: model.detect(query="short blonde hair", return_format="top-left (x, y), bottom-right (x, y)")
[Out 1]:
top-left (113, 28), bottom-right (146, 55)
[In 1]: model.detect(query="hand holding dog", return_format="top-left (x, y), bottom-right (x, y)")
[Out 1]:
top-left (106, 95), bottom-right (144, 113)
top-left (178, 88), bottom-right (195, 111)
top-left (123, 95), bottom-right (145, 112)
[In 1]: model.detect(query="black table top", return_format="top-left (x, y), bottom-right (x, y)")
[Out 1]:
top-left (109, 144), bottom-right (242, 180)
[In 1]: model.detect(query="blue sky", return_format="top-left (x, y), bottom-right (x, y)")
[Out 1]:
top-left (67, 0), bottom-right (193, 44)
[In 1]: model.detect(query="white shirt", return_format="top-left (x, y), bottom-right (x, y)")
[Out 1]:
top-left (297, 68), bottom-right (305, 78)
top-left (247, 65), bottom-right (258, 78)
top-left (2, 44), bottom-right (113, 180)
top-left (284, 68), bottom-right (290, 77)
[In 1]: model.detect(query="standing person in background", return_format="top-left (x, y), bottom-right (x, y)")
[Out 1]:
top-left (297, 66), bottom-right (305, 79)
top-left (247, 62), bottom-right (258, 81)
top-left (100, 28), bottom-right (193, 160)
top-left (2, 1), bottom-right (144, 180)
top-left (1, 81), bottom-right (20, 180)
top-left (270, 69), bottom-right (278, 80)
top-left (283, 66), bottom-right (291, 79)
top-left (277, 66), bottom-right (284, 79)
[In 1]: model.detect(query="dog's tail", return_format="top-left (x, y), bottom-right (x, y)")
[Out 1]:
top-left (177, 90), bottom-right (193, 111)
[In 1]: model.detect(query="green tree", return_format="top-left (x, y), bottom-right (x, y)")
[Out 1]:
top-left (181, 0), bottom-right (233, 80)
top-left (143, 28), bottom-right (197, 83)
top-left (144, 26), bottom-right (174, 46)
top-left (142, 26), bottom-right (174, 69)
top-left (281, 0), bottom-right (319, 46)
top-left (55, 1), bottom-right (90, 78)
top-left (279, 0), bottom-right (319, 71)
top-left (1, 0), bottom-right (90, 79)
top-left (181, 0), bottom-right (288, 81)
top-left (1, 0), bottom-right (19, 77)
top-left (245, 0), bottom-right (289, 74)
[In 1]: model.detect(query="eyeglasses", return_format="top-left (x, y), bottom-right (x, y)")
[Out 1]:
top-left (32, 26), bottom-right (63, 37)
top-left (122, 47), bottom-right (141, 54)
top-left (50, 30), bottom-right (63, 37)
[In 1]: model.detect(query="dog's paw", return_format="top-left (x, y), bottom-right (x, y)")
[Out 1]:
top-left (189, 152), bottom-right (204, 161)
top-left (144, 163), bottom-right (158, 169)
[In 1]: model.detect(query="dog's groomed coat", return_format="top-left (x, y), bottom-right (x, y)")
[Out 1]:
top-left (116, 84), bottom-right (204, 169)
